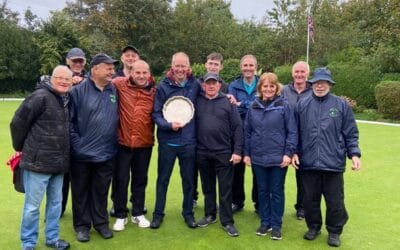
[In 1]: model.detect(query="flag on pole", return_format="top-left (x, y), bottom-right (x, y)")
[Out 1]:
top-left (308, 15), bottom-right (315, 43)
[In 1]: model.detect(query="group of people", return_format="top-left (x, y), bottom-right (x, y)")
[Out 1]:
top-left (10, 46), bottom-right (362, 250)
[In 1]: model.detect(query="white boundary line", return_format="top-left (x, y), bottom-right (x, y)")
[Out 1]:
top-left (356, 120), bottom-right (400, 127)
top-left (1, 98), bottom-right (399, 127)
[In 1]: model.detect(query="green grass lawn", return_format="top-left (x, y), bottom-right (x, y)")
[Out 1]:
top-left (1, 101), bottom-right (399, 249)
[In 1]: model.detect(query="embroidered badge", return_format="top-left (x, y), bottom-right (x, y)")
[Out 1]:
top-left (329, 107), bottom-right (339, 117)
top-left (110, 94), bottom-right (116, 103)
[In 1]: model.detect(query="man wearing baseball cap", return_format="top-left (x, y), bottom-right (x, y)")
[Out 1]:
top-left (115, 45), bottom-right (140, 77)
top-left (65, 48), bottom-right (87, 85)
top-left (196, 72), bottom-right (243, 237)
top-left (292, 67), bottom-right (362, 247)
top-left (69, 53), bottom-right (119, 243)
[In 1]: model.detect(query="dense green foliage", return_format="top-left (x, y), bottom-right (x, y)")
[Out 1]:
top-left (375, 81), bottom-right (400, 119)
top-left (1, 0), bottom-right (400, 107)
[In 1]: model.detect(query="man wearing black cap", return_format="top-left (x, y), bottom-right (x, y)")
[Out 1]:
top-left (115, 45), bottom-right (140, 77)
top-left (69, 53), bottom-right (119, 242)
top-left (195, 72), bottom-right (243, 237)
top-left (292, 67), bottom-right (362, 247)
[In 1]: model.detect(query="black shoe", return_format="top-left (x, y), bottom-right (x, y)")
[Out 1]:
top-left (231, 203), bottom-right (243, 213)
top-left (184, 217), bottom-right (197, 228)
top-left (45, 239), bottom-right (70, 249)
top-left (97, 228), bottom-right (113, 239)
top-left (303, 229), bottom-right (321, 240)
top-left (271, 228), bottom-right (282, 240)
top-left (328, 233), bottom-right (341, 247)
top-left (296, 209), bottom-right (305, 220)
top-left (109, 205), bottom-right (116, 218)
top-left (76, 230), bottom-right (90, 242)
top-left (197, 215), bottom-right (217, 228)
top-left (256, 225), bottom-right (271, 236)
top-left (143, 206), bottom-right (148, 215)
top-left (150, 217), bottom-right (163, 229)
top-left (223, 224), bottom-right (239, 237)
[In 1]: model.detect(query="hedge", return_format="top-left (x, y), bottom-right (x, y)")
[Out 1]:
top-left (375, 81), bottom-right (400, 120)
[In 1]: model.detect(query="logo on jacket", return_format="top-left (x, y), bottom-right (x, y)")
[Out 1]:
top-left (329, 108), bottom-right (339, 117)
top-left (110, 94), bottom-right (116, 103)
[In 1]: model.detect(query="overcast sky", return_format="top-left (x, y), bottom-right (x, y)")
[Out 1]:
top-left (6, 0), bottom-right (275, 22)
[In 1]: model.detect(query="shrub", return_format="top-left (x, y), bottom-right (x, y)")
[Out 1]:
top-left (328, 63), bottom-right (381, 108)
top-left (375, 81), bottom-right (400, 120)
top-left (340, 96), bottom-right (357, 110)
top-left (274, 65), bottom-right (292, 84)
top-left (381, 73), bottom-right (400, 81)
top-left (220, 58), bottom-right (241, 83)
top-left (191, 63), bottom-right (206, 79)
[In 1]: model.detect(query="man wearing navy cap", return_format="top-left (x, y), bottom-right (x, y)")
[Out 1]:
top-left (65, 48), bottom-right (87, 85)
top-left (292, 67), bottom-right (362, 247)
top-left (69, 53), bottom-right (119, 242)
top-left (195, 72), bottom-right (243, 237)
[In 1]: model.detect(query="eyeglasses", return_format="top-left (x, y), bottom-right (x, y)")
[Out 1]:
top-left (71, 59), bottom-right (85, 64)
top-left (52, 76), bottom-right (73, 83)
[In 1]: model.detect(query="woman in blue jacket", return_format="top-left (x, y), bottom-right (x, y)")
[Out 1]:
top-left (243, 73), bottom-right (297, 240)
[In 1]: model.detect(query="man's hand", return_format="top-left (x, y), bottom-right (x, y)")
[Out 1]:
top-left (280, 155), bottom-right (291, 168)
top-left (351, 156), bottom-right (362, 171)
top-left (243, 156), bottom-right (251, 166)
top-left (291, 154), bottom-right (299, 169)
top-left (230, 154), bottom-right (242, 165)
top-left (226, 94), bottom-right (237, 105)
top-left (171, 122), bottom-right (183, 131)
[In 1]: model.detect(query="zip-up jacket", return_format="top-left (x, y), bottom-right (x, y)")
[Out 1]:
top-left (10, 80), bottom-right (70, 174)
top-left (69, 78), bottom-right (119, 162)
top-left (244, 96), bottom-right (297, 167)
top-left (281, 81), bottom-right (312, 107)
top-left (152, 75), bottom-right (200, 146)
top-left (228, 75), bottom-right (259, 121)
top-left (196, 92), bottom-right (243, 155)
top-left (296, 93), bottom-right (361, 172)
top-left (113, 76), bottom-right (156, 148)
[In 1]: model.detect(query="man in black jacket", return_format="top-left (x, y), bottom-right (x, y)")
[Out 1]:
top-left (10, 65), bottom-right (72, 250)
top-left (196, 72), bottom-right (243, 237)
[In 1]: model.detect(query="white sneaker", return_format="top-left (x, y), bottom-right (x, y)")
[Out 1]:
top-left (132, 215), bottom-right (151, 228)
top-left (113, 218), bottom-right (128, 231)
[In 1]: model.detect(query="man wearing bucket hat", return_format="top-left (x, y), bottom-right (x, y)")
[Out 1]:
top-left (292, 67), bottom-right (362, 247)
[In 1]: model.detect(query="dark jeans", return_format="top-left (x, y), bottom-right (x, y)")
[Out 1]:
top-left (153, 143), bottom-right (195, 219)
top-left (253, 165), bottom-right (287, 229)
top-left (114, 145), bottom-right (152, 218)
top-left (294, 170), bottom-right (304, 211)
top-left (193, 163), bottom-right (199, 201)
top-left (61, 173), bottom-right (70, 216)
top-left (302, 170), bottom-right (349, 234)
top-left (70, 159), bottom-right (113, 232)
top-left (197, 151), bottom-right (234, 226)
top-left (232, 161), bottom-right (258, 208)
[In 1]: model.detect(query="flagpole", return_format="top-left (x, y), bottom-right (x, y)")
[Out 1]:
top-left (306, 6), bottom-right (311, 64)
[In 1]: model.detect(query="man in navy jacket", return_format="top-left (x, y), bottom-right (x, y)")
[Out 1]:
top-left (292, 67), bottom-right (362, 247)
top-left (150, 52), bottom-right (200, 229)
top-left (69, 54), bottom-right (119, 242)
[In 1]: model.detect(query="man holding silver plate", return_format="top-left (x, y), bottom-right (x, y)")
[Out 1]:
top-left (150, 52), bottom-right (200, 229)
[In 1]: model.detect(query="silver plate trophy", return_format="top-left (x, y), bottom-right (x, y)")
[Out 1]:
top-left (162, 96), bottom-right (195, 126)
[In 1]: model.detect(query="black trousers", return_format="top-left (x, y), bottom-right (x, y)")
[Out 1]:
top-left (232, 161), bottom-right (258, 208)
top-left (70, 159), bottom-right (113, 232)
top-left (114, 145), bottom-right (152, 218)
top-left (302, 170), bottom-right (349, 234)
top-left (61, 173), bottom-right (70, 216)
top-left (294, 170), bottom-right (304, 210)
top-left (197, 152), bottom-right (234, 226)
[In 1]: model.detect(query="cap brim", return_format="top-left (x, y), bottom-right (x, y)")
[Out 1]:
top-left (68, 56), bottom-right (86, 60)
top-left (310, 77), bottom-right (335, 84)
